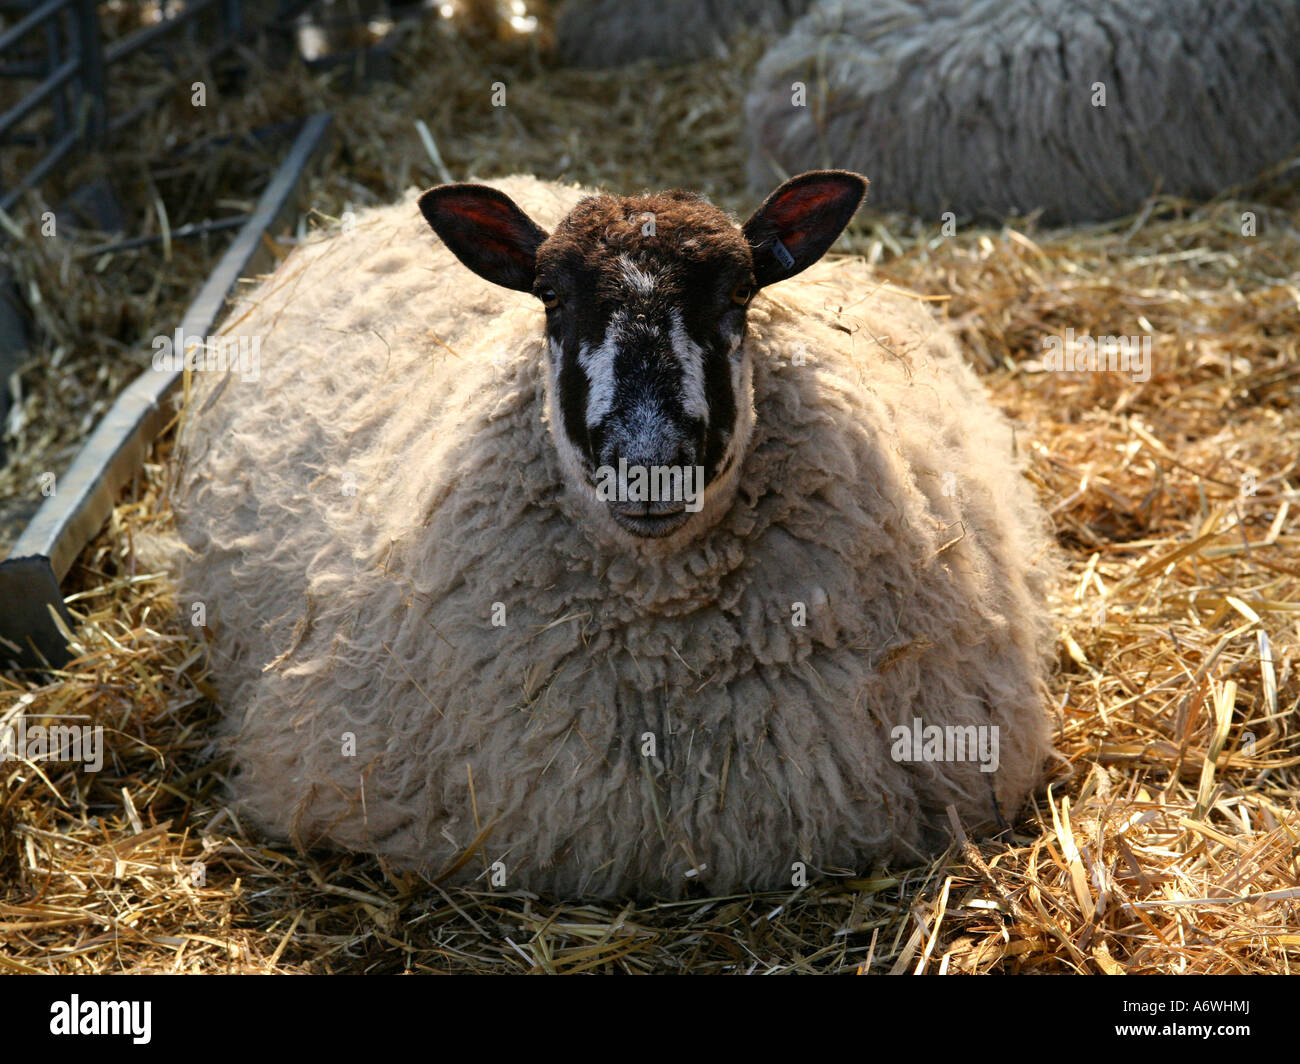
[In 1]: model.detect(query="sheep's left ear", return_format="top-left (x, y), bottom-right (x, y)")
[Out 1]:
top-left (419, 184), bottom-right (549, 292)
top-left (743, 170), bottom-right (868, 288)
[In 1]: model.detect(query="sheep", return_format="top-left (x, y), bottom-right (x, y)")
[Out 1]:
top-left (554, 0), bottom-right (812, 67)
top-left (745, 0), bottom-right (1300, 223)
top-left (171, 170), bottom-right (1058, 898)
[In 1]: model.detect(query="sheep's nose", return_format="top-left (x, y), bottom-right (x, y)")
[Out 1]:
top-left (609, 439), bottom-right (694, 471)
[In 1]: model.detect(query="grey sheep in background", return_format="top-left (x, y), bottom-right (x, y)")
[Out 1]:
top-left (745, 0), bottom-right (1300, 223)
top-left (555, 0), bottom-right (812, 67)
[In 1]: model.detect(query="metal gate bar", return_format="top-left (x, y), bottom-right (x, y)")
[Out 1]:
top-left (0, 0), bottom-right (274, 212)
top-left (0, 0), bottom-right (84, 210)
top-left (0, 111), bottom-right (334, 669)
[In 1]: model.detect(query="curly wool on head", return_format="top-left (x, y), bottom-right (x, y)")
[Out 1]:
top-left (172, 175), bottom-right (1058, 898)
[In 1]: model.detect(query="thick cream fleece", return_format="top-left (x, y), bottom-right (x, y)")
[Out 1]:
top-left (173, 176), bottom-right (1056, 897)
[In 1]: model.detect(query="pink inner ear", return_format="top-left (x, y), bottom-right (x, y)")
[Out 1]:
top-left (770, 183), bottom-right (847, 234)
top-left (476, 233), bottom-right (527, 264)
top-left (445, 196), bottom-right (521, 235)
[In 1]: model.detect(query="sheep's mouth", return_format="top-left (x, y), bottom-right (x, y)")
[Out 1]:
top-left (606, 500), bottom-right (692, 538)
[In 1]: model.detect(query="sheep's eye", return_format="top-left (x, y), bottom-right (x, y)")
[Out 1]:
top-left (730, 283), bottom-right (754, 306)
top-left (538, 288), bottom-right (560, 309)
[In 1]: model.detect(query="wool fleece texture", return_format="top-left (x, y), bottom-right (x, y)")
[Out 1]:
top-left (173, 175), bottom-right (1057, 898)
top-left (746, 0), bottom-right (1300, 223)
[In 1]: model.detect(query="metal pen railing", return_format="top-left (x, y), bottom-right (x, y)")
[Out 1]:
top-left (0, 0), bottom-right (254, 212)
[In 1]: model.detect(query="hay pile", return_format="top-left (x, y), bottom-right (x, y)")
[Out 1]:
top-left (554, 0), bottom-right (810, 67)
top-left (2, 12), bottom-right (1298, 973)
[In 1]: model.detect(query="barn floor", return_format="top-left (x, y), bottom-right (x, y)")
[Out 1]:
top-left (1, 13), bottom-right (1298, 973)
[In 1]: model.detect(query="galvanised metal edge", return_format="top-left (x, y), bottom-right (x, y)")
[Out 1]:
top-left (0, 111), bottom-right (333, 669)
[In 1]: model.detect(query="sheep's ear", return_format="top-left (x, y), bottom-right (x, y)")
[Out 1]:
top-left (743, 170), bottom-right (868, 288)
top-left (419, 184), bottom-right (549, 292)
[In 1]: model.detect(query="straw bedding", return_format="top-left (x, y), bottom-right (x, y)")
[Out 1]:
top-left (1, 9), bottom-right (1297, 972)
top-left (555, 0), bottom-right (811, 67)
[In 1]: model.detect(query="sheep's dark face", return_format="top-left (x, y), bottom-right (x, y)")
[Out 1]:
top-left (532, 192), bottom-right (755, 538)
top-left (420, 171), bottom-right (867, 543)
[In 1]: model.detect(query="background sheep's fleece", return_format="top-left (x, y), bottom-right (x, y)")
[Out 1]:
top-left (173, 176), bottom-right (1057, 897)
top-left (746, 0), bottom-right (1300, 223)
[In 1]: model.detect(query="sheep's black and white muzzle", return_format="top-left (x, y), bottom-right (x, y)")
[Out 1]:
top-left (544, 244), bottom-right (752, 538)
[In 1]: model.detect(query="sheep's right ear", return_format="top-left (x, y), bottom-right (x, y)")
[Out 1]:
top-left (743, 170), bottom-right (868, 288)
top-left (419, 184), bottom-right (549, 292)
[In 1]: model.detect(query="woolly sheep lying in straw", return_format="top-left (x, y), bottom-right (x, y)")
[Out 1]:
top-left (746, 0), bottom-right (1300, 223)
top-left (172, 170), bottom-right (1057, 897)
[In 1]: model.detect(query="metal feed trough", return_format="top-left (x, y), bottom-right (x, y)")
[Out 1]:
top-left (0, 111), bottom-right (333, 669)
